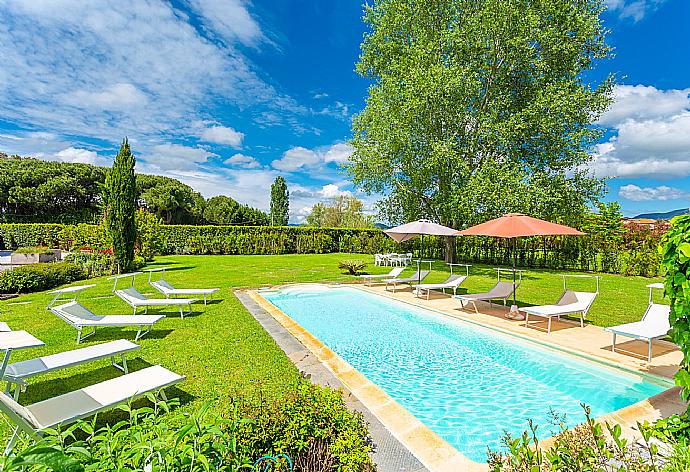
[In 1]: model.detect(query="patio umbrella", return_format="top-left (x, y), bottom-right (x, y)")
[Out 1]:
top-left (456, 213), bottom-right (584, 306)
top-left (384, 219), bottom-right (459, 283)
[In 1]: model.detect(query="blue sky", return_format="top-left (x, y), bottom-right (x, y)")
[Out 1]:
top-left (0, 0), bottom-right (688, 221)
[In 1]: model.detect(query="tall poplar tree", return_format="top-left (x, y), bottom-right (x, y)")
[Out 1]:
top-left (104, 138), bottom-right (137, 272)
top-left (270, 176), bottom-right (290, 226)
top-left (349, 0), bottom-right (614, 260)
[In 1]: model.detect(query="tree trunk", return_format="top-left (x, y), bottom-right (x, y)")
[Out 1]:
top-left (444, 236), bottom-right (456, 263)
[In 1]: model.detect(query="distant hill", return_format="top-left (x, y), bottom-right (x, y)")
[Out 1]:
top-left (632, 208), bottom-right (689, 220)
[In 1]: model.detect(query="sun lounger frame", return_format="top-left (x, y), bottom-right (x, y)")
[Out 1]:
top-left (522, 275), bottom-right (600, 333)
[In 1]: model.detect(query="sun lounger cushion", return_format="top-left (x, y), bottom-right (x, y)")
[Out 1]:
top-left (521, 291), bottom-right (596, 317)
top-left (414, 274), bottom-right (467, 289)
top-left (606, 304), bottom-right (670, 340)
top-left (116, 288), bottom-right (196, 306)
top-left (3, 340), bottom-right (140, 382)
top-left (25, 365), bottom-right (184, 429)
top-left (151, 280), bottom-right (218, 296)
top-left (384, 271), bottom-right (430, 284)
top-left (53, 301), bottom-right (164, 326)
top-left (456, 281), bottom-right (516, 301)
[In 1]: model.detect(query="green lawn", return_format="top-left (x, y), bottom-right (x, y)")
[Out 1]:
top-left (0, 253), bottom-right (663, 439)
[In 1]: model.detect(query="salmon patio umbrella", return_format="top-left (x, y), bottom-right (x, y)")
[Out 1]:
top-left (456, 213), bottom-right (584, 305)
top-left (384, 219), bottom-right (459, 283)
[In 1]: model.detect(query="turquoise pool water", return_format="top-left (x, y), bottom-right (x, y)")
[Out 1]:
top-left (262, 285), bottom-right (667, 462)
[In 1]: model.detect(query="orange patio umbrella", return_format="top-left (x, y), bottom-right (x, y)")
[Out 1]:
top-left (456, 213), bottom-right (584, 305)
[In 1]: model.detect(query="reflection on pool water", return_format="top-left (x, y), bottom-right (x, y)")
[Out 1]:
top-left (263, 285), bottom-right (667, 462)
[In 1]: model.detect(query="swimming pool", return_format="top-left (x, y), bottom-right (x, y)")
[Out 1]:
top-left (262, 285), bottom-right (668, 462)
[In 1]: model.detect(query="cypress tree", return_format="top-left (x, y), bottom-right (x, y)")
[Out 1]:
top-left (270, 176), bottom-right (289, 226)
top-left (104, 138), bottom-right (137, 272)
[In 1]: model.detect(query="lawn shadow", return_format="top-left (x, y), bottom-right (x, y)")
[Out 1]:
top-left (145, 261), bottom-right (196, 272)
top-left (200, 300), bottom-right (223, 307)
top-left (74, 327), bottom-right (174, 344)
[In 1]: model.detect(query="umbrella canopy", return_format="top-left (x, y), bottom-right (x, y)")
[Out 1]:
top-left (457, 213), bottom-right (584, 306)
top-left (385, 219), bottom-right (459, 242)
top-left (384, 219), bottom-right (459, 284)
top-left (456, 213), bottom-right (584, 238)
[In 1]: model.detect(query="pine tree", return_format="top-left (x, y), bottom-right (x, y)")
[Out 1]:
top-left (104, 138), bottom-right (137, 272)
top-left (270, 176), bottom-right (289, 226)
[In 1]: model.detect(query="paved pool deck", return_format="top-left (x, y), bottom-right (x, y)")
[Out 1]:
top-left (243, 283), bottom-right (687, 472)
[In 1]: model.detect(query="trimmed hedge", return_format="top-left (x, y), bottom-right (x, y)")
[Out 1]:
top-left (0, 223), bottom-right (396, 256)
top-left (0, 262), bottom-right (87, 293)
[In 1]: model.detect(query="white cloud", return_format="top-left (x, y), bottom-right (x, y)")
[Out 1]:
top-left (142, 143), bottom-right (217, 172)
top-left (319, 184), bottom-right (351, 199)
top-left (54, 147), bottom-right (100, 165)
top-left (271, 143), bottom-right (353, 171)
top-left (65, 83), bottom-right (149, 110)
top-left (323, 143), bottom-right (354, 164)
top-left (187, 0), bottom-right (265, 47)
top-left (591, 85), bottom-right (690, 179)
top-left (316, 101), bottom-right (350, 120)
top-left (607, 0), bottom-right (666, 22)
top-left (0, 0), bottom-right (301, 143)
top-left (619, 184), bottom-right (690, 202)
top-left (224, 153), bottom-right (260, 168)
top-left (271, 146), bottom-right (321, 171)
top-left (599, 85), bottom-right (690, 127)
top-left (200, 126), bottom-right (244, 147)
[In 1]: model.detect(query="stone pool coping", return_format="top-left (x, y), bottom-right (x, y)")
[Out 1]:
top-left (248, 283), bottom-right (686, 471)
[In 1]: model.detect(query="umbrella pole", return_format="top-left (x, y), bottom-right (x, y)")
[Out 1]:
top-left (419, 234), bottom-right (424, 284)
top-left (512, 238), bottom-right (517, 305)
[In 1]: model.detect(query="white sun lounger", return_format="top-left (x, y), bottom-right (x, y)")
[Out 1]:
top-left (3, 339), bottom-right (140, 400)
top-left (145, 268), bottom-right (219, 304)
top-left (110, 273), bottom-right (197, 318)
top-left (384, 270), bottom-right (430, 292)
top-left (606, 283), bottom-right (670, 362)
top-left (454, 268), bottom-right (523, 313)
top-left (358, 267), bottom-right (404, 286)
top-left (48, 285), bottom-right (164, 344)
top-left (455, 281), bottom-right (517, 313)
top-left (522, 275), bottom-right (600, 333)
top-left (413, 263), bottom-right (471, 299)
top-left (0, 365), bottom-right (184, 454)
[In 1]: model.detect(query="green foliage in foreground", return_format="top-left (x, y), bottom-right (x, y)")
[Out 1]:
top-left (0, 262), bottom-right (86, 293)
top-left (660, 214), bottom-right (690, 401)
top-left (488, 404), bottom-right (689, 471)
top-left (5, 380), bottom-right (372, 472)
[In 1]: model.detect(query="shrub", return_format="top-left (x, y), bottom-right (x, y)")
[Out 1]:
top-left (659, 214), bottom-right (690, 400)
top-left (135, 208), bottom-right (162, 261)
top-left (621, 248), bottom-right (661, 277)
top-left (237, 379), bottom-right (374, 472)
top-left (488, 405), bottom-right (665, 471)
top-left (8, 380), bottom-right (373, 472)
top-left (642, 412), bottom-right (690, 446)
top-left (64, 251), bottom-right (114, 277)
top-left (0, 262), bottom-right (86, 293)
top-left (12, 246), bottom-right (55, 255)
top-left (338, 260), bottom-right (367, 275)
